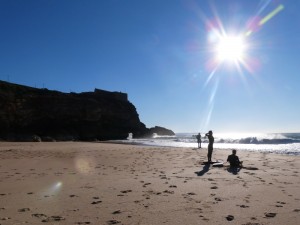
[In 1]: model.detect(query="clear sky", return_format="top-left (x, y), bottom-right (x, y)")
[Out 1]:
top-left (0, 0), bottom-right (299, 133)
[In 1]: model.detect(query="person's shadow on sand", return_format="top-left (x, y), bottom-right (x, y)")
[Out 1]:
top-left (227, 166), bottom-right (241, 175)
top-left (195, 164), bottom-right (210, 176)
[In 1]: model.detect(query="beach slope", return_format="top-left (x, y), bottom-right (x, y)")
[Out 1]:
top-left (0, 142), bottom-right (299, 224)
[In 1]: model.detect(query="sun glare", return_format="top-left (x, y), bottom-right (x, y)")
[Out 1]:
top-left (216, 35), bottom-right (246, 62)
top-left (204, 3), bottom-right (284, 75)
top-left (201, 2), bottom-right (285, 131)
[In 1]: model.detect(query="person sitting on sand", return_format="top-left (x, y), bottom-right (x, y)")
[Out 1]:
top-left (227, 149), bottom-right (243, 167)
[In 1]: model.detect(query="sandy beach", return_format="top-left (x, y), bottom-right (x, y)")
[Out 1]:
top-left (0, 142), bottom-right (299, 225)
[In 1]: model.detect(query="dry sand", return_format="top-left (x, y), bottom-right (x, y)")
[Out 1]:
top-left (0, 142), bottom-right (299, 225)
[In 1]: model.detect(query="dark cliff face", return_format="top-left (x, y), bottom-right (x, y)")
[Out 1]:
top-left (0, 81), bottom-right (148, 141)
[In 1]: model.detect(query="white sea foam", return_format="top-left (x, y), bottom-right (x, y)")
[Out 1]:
top-left (119, 132), bottom-right (300, 155)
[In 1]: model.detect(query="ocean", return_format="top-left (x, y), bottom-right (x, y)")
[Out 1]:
top-left (123, 132), bottom-right (300, 155)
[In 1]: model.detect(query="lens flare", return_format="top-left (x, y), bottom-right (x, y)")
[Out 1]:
top-left (259, 4), bottom-right (284, 26)
top-left (40, 181), bottom-right (63, 198)
top-left (246, 4), bottom-right (284, 37)
top-left (54, 182), bottom-right (62, 189)
top-left (75, 156), bottom-right (96, 174)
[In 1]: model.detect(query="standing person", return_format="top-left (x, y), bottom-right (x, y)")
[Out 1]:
top-left (205, 130), bottom-right (214, 162)
top-left (196, 133), bottom-right (201, 148)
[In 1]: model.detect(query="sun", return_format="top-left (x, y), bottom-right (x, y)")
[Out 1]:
top-left (215, 35), bottom-right (247, 63)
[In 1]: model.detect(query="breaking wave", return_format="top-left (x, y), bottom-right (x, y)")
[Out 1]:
top-left (119, 132), bottom-right (300, 155)
top-left (173, 133), bottom-right (300, 145)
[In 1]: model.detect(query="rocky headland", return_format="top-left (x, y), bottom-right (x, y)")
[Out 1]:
top-left (0, 80), bottom-right (174, 141)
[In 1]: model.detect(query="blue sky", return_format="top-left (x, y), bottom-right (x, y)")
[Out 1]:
top-left (0, 0), bottom-right (299, 133)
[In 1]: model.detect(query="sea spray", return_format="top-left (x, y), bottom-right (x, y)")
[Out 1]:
top-left (118, 133), bottom-right (300, 155)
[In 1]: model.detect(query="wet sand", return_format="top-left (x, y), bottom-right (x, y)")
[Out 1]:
top-left (0, 142), bottom-right (299, 224)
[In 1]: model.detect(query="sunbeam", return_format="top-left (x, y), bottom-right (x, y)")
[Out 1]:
top-left (201, 78), bottom-right (219, 131)
top-left (203, 65), bottom-right (219, 88)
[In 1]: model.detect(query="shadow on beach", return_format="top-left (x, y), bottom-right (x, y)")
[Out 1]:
top-left (195, 164), bottom-right (210, 176)
top-left (227, 166), bottom-right (259, 175)
top-left (227, 166), bottom-right (241, 175)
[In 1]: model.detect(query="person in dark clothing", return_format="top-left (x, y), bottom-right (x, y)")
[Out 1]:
top-left (196, 133), bottom-right (201, 148)
top-left (227, 149), bottom-right (243, 167)
top-left (205, 130), bottom-right (214, 162)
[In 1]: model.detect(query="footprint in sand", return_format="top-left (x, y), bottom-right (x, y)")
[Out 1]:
top-left (250, 217), bottom-right (258, 221)
top-left (69, 194), bottom-right (78, 198)
top-left (276, 201), bottom-right (286, 206)
top-left (91, 200), bottom-right (102, 204)
top-left (226, 215), bottom-right (234, 221)
top-left (120, 190), bottom-right (132, 193)
top-left (107, 219), bottom-right (121, 224)
top-left (187, 192), bottom-right (196, 196)
top-left (241, 221), bottom-right (260, 225)
top-left (112, 210), bottom-right (121, 214)
top-left (238, 204), bottom-right (249, 208)
top-left (18, 208), bottom-right (30, 212)
top-left (163, 190), bottom-right (174, 194)
top-left (202, 217), bottom-right (209, 221)
top-left (0, 216), bottom-right (11, 221)
top-left (142, 183), bottom-right (151, 187)
top-left (40, 215), bottom-right (65, 222)
top-left (32, 213), bottom-right (48, 221)
top-left (264, 212), bottom-right (276, 218)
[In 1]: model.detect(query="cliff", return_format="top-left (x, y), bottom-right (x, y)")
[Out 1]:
top-left (0, 80), bottom-right (150, 141)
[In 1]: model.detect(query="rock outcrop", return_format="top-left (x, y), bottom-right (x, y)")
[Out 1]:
top-left (0, 80), bottom-right (152, 141)
top-left (148, 126), bottom-right (175, 136)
